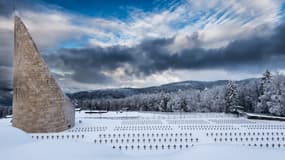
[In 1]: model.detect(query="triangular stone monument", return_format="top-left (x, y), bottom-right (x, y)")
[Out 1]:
top-left (12, 16), bottom-right (75, 133)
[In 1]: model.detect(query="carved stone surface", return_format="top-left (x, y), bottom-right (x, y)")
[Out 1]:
top-left (12, 16), bottom-right (75, 133)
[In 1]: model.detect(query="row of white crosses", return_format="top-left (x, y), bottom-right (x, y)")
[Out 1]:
top-left (209, 119), bottom-right (255, 124)
top-left (167, 119), bottom-right (209, 124)
top-left (112, 144), bottom-right (195, 150)
top-left (99, 132), bottom-right (193, 138)
top-left (242, 124), bottom-right (285, 130)
top-left (94, 137), bottom-right (199, 144)
top-left (121, 120), bottom-right (163, 125)
top-left (31, 134), bottom-right (85, 140)
top-left (179, 125), bottom-right (238, 130)
top-left (68, 127), bottom-right (107, 132)
top-left (208, 131), bottom-right (285, 148)
top-left (114, 125), bottom-right (172, 131)
top-left (207, 131), bottom-right (285, 137)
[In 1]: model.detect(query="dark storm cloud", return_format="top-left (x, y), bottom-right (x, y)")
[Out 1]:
top-left (45, 47), bottom-right (134, 84)
top-left (45, 23), bottom-right (285, 84)
top-left (0, 30), bottom-right (13, 67)
top-left (0, 19), bottom-right (13, 90)
top-left (0, 66), bottom-right (12, 90)
top-left (0, 0), bottom-right (48, 68)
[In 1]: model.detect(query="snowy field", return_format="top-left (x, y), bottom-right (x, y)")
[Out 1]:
top-left (1, 111), bottom-right (285, 160)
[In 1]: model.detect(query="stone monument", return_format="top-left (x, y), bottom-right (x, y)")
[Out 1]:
top-left (12, 16), bottom-right (75, 133)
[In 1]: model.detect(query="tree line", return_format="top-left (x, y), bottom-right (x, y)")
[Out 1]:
top-left (73, 70), bottom-right (285, 117)
top-left (0, 106), bottom-right (12, 118)
top-left (1, 70), bottom-right (285, 118)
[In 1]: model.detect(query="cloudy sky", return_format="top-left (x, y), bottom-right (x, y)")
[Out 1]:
top-left (0, 0), bottom-right (285, 91)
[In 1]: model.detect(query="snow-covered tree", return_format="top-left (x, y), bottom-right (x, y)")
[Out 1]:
top-left (208, 86), bottom-right (226, 112)
top-left (268, 73), bottom-right (285, 116)
top-left (184, 90), bottom-right (200, 112)
top-left (179, 96), bottom-right (188, 112)
top-left (69, 71), bottom-right (285, 116)
top-left (224, 81), bottom-right (239, 113)
top-left (256, 70), bottom-right (274, 114)
top-left (239, 80), bottom-right (261, 112)
top-left (159, 92), bottom-right (171, 112)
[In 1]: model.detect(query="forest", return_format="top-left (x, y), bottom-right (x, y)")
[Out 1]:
top-left (70, 70), bottom-right (285, 117)
top-left (1, 70), bottom-right (285, 118)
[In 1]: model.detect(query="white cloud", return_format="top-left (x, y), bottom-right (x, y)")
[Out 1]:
top-left (56, 68), bottom-right (264, 91)
top-left (1, 0), bottom-right (282, 51)
top-left (176, 0), bottom-right (282, 49)
top-left (0, 0), bottom-right (284, 89)
top-left (56, 69), bottom-right (181, 91)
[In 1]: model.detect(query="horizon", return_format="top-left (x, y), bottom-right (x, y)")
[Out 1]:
top-left (0, 73), bottom-right (264, 92)
top-left (63, 76), bottom-right (262, 93)
top-left (1, 0), bottom-right (285, 91)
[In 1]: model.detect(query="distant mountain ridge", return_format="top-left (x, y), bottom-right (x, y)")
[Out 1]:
top-left (68, 78), bottom-right (258, 100)
top-left (0, 78), bottom-right (259, 107)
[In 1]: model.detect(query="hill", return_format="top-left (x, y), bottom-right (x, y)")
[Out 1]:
top-left (68, 78), bottom-right (257, 100)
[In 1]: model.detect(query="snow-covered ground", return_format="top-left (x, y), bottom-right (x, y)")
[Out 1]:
top-left (1, 111), bottom-right (285, 160)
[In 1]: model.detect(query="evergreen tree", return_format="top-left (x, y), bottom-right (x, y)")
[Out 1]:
top-left (224, 81), bottom-right (239, 113)
top-left (268, 73), bottom-right (285, 116)
top-left (159, 92), bottom-right (170, 112)
top-left (256, 70), bottom-right (274, 113)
